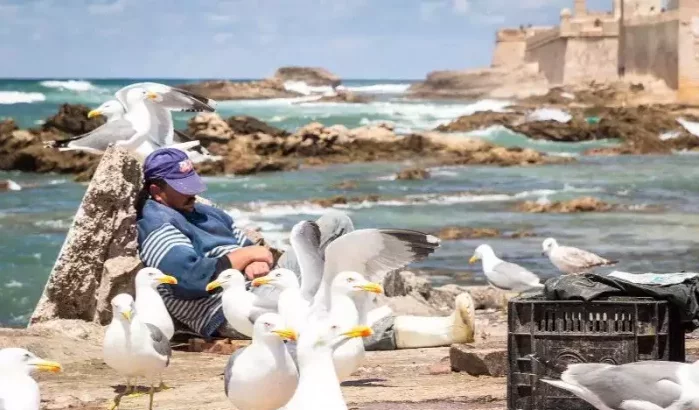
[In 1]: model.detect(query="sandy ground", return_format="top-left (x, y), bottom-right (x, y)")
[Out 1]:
top-left (6, 310), bottom-right (509, 410)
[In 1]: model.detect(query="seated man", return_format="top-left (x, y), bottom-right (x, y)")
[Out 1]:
top-left (137, 148), bottom-right (476, 349)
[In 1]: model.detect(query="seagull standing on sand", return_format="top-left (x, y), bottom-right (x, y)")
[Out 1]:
top-left (469, 244), bottom-right (544, 292)
top-left (103, 293), bottom-right (172, 410)
top-left (284, 322), bottom-right (373, 410)
top-left (0, 348), bottom-right (61, 410)
top-left (542, 360), bottom-right (699, 410)
top-left (328, 271), bottom-right (383, 382)
top-left (542, 237), bottom-right (617, 275)
top-left (205, 269), bottom-right (276, 338)
top-left (223, 313), bottom-right (298, 410)
top-left (134, 267), bottom-right (178, 341)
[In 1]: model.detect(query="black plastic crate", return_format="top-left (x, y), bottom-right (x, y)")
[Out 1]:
top-left (507, 295), bottom-right (685, 410)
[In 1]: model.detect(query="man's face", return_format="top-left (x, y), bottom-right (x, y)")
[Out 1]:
top-left (149, 182), bottom-right (197, 213)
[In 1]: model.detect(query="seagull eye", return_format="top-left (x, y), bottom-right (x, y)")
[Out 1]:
top-left (347, 278), bottom-right (355, 283)
top-left (23, 353), bottom-right (31, 361)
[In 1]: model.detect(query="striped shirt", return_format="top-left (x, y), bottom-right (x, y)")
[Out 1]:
top-left (137, 199), bottom-right (254, 337)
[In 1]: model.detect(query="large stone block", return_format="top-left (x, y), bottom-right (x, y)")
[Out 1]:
top-left (449, 344), bottom-right (507, 377)
top-left (29, 146), bottom-right (143, 326)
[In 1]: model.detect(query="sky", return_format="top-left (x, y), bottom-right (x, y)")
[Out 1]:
top-left (0, 0), bottom-right (614, 79)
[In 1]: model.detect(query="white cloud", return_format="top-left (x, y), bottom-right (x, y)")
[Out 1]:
top-left (419, 1), bottom-right (447, 21)
top-left (207, 13), bottom-right (237, 24)
top-left (88, 0), bottom-right (126, 15)
top-left (452, 0), bottom-right (470, 14)
top-left (213, 32), bottom-right (234, 44)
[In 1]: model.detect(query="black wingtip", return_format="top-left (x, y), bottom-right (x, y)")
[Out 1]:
top-left (380, 229), bottom-right (441, 260)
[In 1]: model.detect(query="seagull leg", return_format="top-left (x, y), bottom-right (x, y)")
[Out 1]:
top-left (156, 375), bottom-right (172, 391)
top-left (148, 383), bottom-right (155, 410)
top-left (125, 378), bottom-right (146, 398)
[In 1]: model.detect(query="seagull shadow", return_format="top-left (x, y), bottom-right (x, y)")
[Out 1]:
top-left (341, 378), bottom-right (390, 387)
top-left (110, 384), bottom-right (151, 394)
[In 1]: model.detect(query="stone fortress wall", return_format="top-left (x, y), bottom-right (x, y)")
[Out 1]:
top-left (490, 0), bottom-right (699, 102)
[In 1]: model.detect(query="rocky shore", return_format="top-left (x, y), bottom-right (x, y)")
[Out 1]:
top-left (0, 105), bottom-right (570, 182)
top-left (435, 83), bottom-right (699, 156)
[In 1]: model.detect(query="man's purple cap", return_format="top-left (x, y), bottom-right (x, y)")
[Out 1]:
top-left (143, 148), bottom-right (206, 196)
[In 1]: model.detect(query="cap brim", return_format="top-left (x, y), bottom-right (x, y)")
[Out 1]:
top-left (165, 174), bottom-right (206, 196)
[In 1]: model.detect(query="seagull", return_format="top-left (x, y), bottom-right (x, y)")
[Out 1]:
top-left (103, 293), bottom-right (172, 410)
top-left (0, 348), bottom-right (61, 410)
top-left (542, 360), bottom-right (699, 410)
top-left (542, 237), bottom-right (617, 275)
top-left (328, 271), bottom-right (383, 382)
top-left (469, 244), bottom-right (544, 292)
top-left (252, 268), bottom-right (309, 331)
top-left (88, 100), bottom-right (126, 121)
top-left (284, 322), bottom-right (373, 410)
top-left (253, 269), bottom-right (384, 382)
top-left (205, 269), bottom-right (276, 338)
top-left (223, 312), bottom-right (298, 410)
top-left (47, 87), bottom-right (155, 155)
top-left (134, 267), bottom-right (178, 340)
top-left (114, 82), bottom-right (215, 156)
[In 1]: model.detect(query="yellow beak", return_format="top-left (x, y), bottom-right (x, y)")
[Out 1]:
top-left (342, 326), bottom-right (373, 339)
top-left (158, 274), bottom-right (178, 285)
top-left (356, 282), bottom-right (384, 294)
top-left (87, 109), bottom-right (101, 119)
top-left (32, 360), bottom-right (62, 373)
top-left (206, 280), bottom-right (221, 292)
top-left (251, 277), bottom-right (272, 287)
top-left (121, 310), bottom-right (132, 322)
top-left (469, 255), bottom-right (479, 264)
top-left (272, 328), bottom-right (298, 341)
top-left (146, 91), bottom-right (159, 100)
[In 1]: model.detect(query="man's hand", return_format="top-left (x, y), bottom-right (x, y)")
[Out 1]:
top-left (226, 246), bottom-right (273, 271)
top-left (244, 261), bottom-right (270, 280)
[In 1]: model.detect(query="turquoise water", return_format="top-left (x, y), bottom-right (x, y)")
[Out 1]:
top-left (2, 77), bottom-right (694, 328)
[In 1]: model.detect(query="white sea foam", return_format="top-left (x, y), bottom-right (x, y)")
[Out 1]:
top-left (660, 130), bottom-right (681, 141)
top-left (283, 81), bottom-right (335, 96)
top-left (34, 219), bottom-right (72, 230)
top-left (526, 108), bottom-right (572, 123)
top-left (0, 91), bottom-right (46, 104)
top-left (6, 180), bottom-right (21, 191)
top-left (4, 280), bottom-right (23, 288)
top-left (39, 80), bottom-right (98, 92)
top-left (346, 83), bottom-right (411, 94)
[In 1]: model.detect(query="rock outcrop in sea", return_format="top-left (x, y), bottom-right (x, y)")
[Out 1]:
top-left (177, 66), bottom-right (342, 101)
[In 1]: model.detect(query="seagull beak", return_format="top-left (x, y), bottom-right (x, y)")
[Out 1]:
top-left (251, 277), bottom-right (272, 287)
top-left (146, 91), bottom-right (159, 100)
top-left (121, 309), bottom-right (132, 322)
top-left (469, 255), bottom-right (479, 264)
top-left (206, 280), bottom-right (222, 292)
top-left (87, 110), bottom-right (101, 119)
top-left (356, 282), bottom-right (383, 294)
top-left (342, 326), bottom-right (373, 339)
top-left (158, 274), bottom-right (178, 285)
top-left (30, 359), bottom-right (62, 373)
top-left (272, 328), bottom-right (298, 341)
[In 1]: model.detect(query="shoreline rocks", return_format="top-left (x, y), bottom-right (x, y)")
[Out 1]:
top-left (273, 66), bottom-right (341, 87)
top-left (433, 226), bottom-right (534, 240)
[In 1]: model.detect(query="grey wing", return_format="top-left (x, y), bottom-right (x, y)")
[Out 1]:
top-left (568, 362), bottom-right (684, 409)
top-left (285, 341), bottom-right (299, 369)
top-left (0, 396), bottom-right (4, 410)
top-left (164, 87), bottom-right (216, 112)
top-left (313, 228), bottom-right (440, 312)
top-left (54, 120), bottom-right (135, 152)
top-left (559, 246), bottom-right (614, 269)
top-left (290, 221), bottom-right (324, 301)
top-left (224, 347), bottom-right (246, 397)
top-left (146, 323), bottom-right (172, 366)
top-left (492, 261), bottom-right (542, 289)
top-left (173, 130), bottom-right (209, 155)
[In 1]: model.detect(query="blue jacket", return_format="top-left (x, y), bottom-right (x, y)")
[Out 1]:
top-left (137, 199), bottom-right (254, 299)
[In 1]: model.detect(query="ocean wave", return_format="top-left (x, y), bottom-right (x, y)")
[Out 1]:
top-left (39, 80), bottom-right (99, 92)
top-left (525, 108), bottom-right (571, 123)
top-left (345, 83), bottom-right (411, 94)
top-left (34, 219), bottom-right (72, 230)
top-left (229, 185), bottom-right (604, 217)
top-left (283, 81), bottom-right (335, 96)
top-left (0, 91), bottom-right (46, 104)
top-left (4, 280), bottom-right (23, 288)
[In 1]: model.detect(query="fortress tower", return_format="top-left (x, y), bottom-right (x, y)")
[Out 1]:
top-left (623, 0), bottom-right (663, 17)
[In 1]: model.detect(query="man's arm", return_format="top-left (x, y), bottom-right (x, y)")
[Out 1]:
top-left (139, 223), bottom-right (242, 298)
top-left (218, 246), bottom-right (274, 279)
